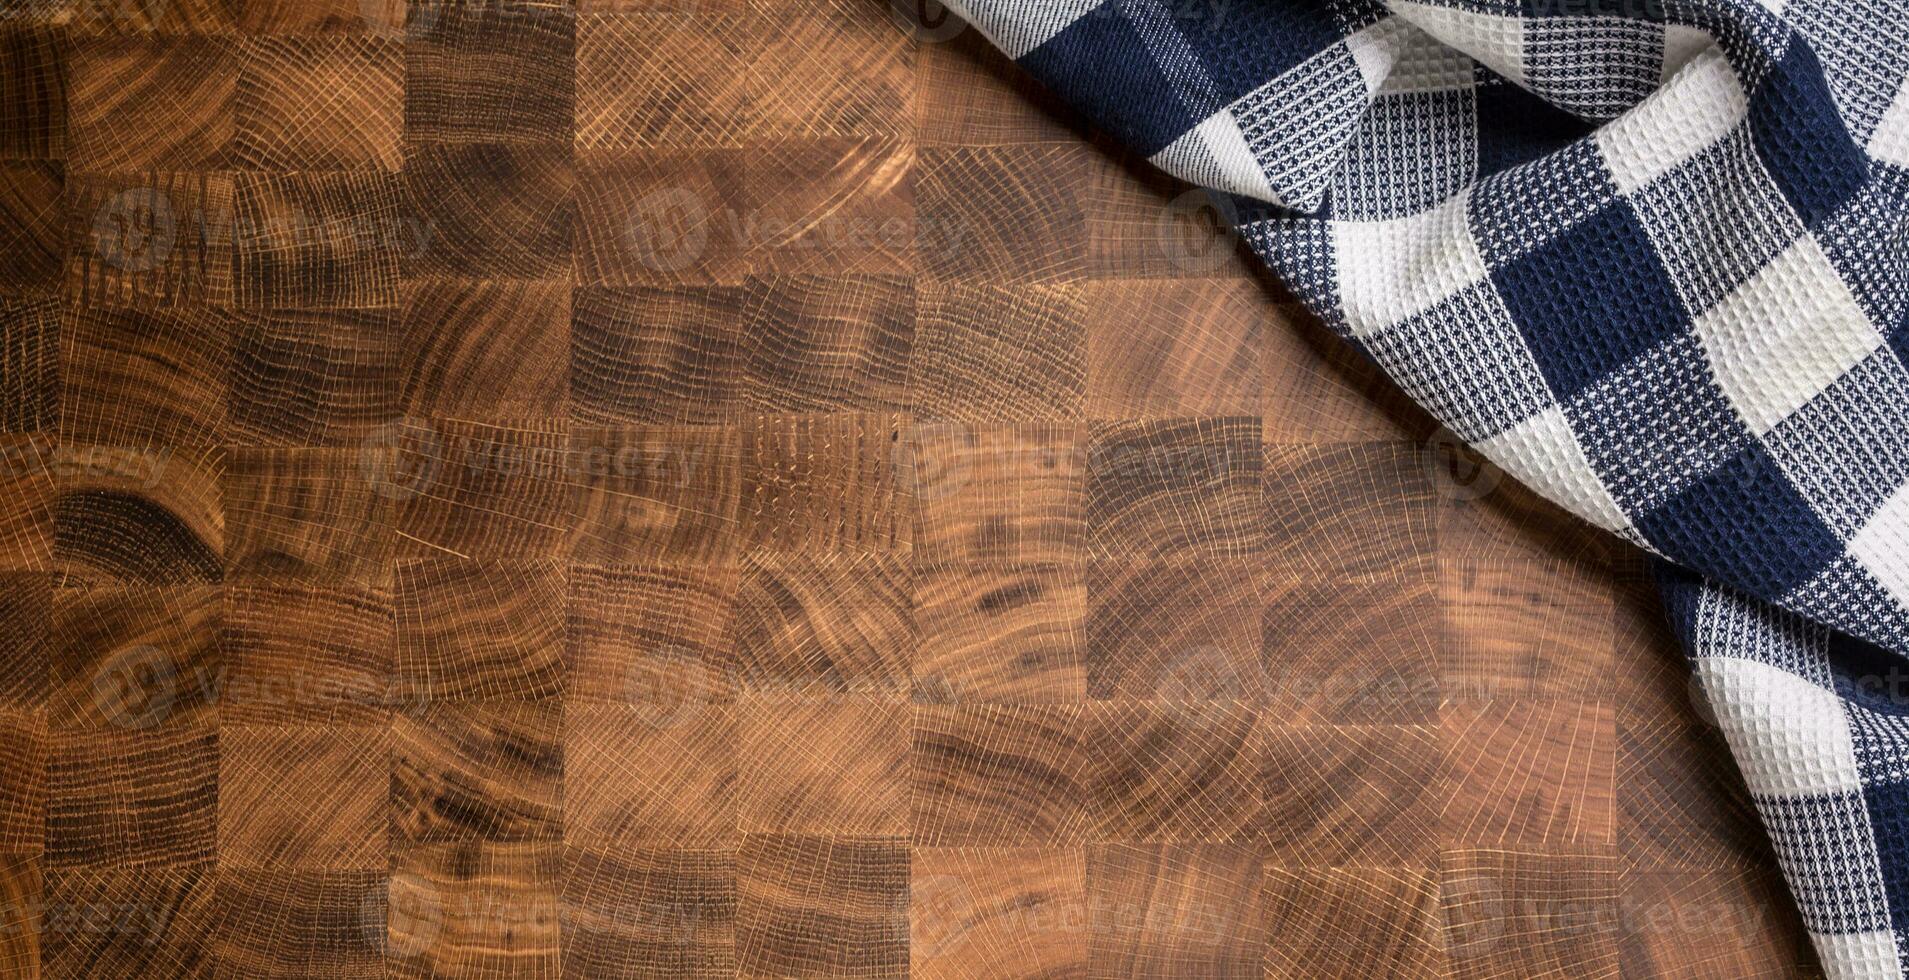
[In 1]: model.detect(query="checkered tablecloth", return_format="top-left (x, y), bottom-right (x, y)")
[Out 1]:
top-left (941, 0), bottom-right (1909, 974)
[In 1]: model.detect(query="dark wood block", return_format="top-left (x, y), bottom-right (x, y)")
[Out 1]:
top-left (1086, 702), bottom-right (1259, 843)
top-left (571, 423), bottom-right (740, 564)
top-left (1083, 278), bottom-right (1264, 417)
top-left (733, 553), bottom-right (911, 696)
top-left (1261, 724), bottom-right (1442, 866)
top-left (736, 695), bottom-right (908, 835)
top-left (910, 846), bottom-right (1087, 979)
top-left (561, 845), bottom-right (738, 979)
top-left (1261, 574), bottom-right (1442, 724)
top-left (911, 704), bottom-right (1092, 846)
top-left (739, 275), bottom-right (913, 414)
top-left (67, 37), bottom-right (235, 171)
top-left (386, 841), bottom-right (561, 979)
top-left (46, 723), bottom-right (218, 868)
top-left (750, 0), bottom-right (911, 141)
top-left (567, 562), bottom-right (736, 704)
top-left (42, 865), bottom-right (216, 979)
top-left (1085, 842), bottom-right (1266, 980)
top-left (737, 834), bottom-right (908, 979)
top-left (1086, 417), bottom-right (1264, 560)
top-left (575, 12), bottom-right (754, 150)
top-left (916, 145), bottom-right (1089, 283)
top-left (389, 419), bottom-right (578, 559)
top-left (912, 281), bottom-right (1087, 424)
top-left (0, 435), bottom-right (54, 571)
top-left (49, 584), bottom-right (222, 731)
top-left (1265, 441), bottom-right (1436, 579)
top-left (565, 703), bottom-right (737, 848)
top-left (54, 443), bottom-right (224, 586)
top-left (1443, 700), bottom-right (1617, 849)
top-left (401, 279), bottom-right (571, 421)
top-left (1088, 557), bottom-right (1262, 702)
top-left (233, 171), bottom-right (402, 308)
top-left (0, 572), bottom-right (50, 707)
top-left (223, 582), bottom-right (392, 727)
top-left (212, 869), bottom-right (385, 979)
top-left (61, 305), bottom-right (232, 448)
top-left (739, 140), bottom-right (915, 275)
top-left (218, 725), bottom-right (387, 871)
top-left (0, 297), bottom-right (58, 434)
top-left (575, 148), bottom-right (748, 284)
top-left (394, 558), bottom-right (565, 702)
top-left (406, 0), bottom-right (576, 145)
top-left (63, 171), bottom-right (236, 308)
top-left (909, 423), bottom-right (1086, 564)
top-left (391, 702), bottom-right (563, 845)
top-left (912, 561), bottom-right (1086, 704)
top-left (570, 285), bottom-right (746, 425)
top-left (223, 448), bottom-right (392, 583)
top-left (1438, 848), bottom-right (1619, 980)
top-left (0, 710), bottom-right (45, 853)
top-left (0, 24), bottom-right (66, 159)
top-left (228, 308), bottom-right (399, 448)
top-left (232, 36), bottom-right (402, 170)
top-left (1263, 865), bottom-right (1445, 979)
top-left (0, 161), bottom-right (63, 294)
top-left (739, 414), bottom-right (910, 554)
top-left (403, 142), bottom-right (575, 279)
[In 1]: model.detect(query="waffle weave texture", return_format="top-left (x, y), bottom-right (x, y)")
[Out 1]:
top-left (942, 0), bottom-right (1909, 975)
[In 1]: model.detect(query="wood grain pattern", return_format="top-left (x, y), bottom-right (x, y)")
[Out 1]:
top-left (0, 0), bottom-right (1816, 975)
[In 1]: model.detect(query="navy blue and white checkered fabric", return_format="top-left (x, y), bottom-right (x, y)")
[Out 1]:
top-left (944, 0), bottom-right (1909, 975)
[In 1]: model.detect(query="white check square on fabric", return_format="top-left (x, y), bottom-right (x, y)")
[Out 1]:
top-left (1330, 189), bottom-right (1490, 335)
top-left (1692, 234), bottom-right (1886, 437)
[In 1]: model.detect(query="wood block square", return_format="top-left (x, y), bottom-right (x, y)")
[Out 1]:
top-left (0, 853), bottom-right (38, 976)
top-left (0, 161), bottom-right (63, 294)
top-left (916, 145), bottom-right (1088, 282)
top-left (1083, 279), bottom-right (1264, 417)
top-left (1440, 554), bottom-right (1616, 701)
top-left (911, 704), bottom-right (1092, 846)
top-left (223, 582), bottom-right (392, 727)
top-left (389, 418), bottom-right (578, 558)
top-left (576, 12), bottom-right (753, 149)
top-left (737, 834), bottom-right (908, 979)
top-left (1263, 866), bottom-right (1445, 979)
top-left (0, 24), bottom-right (65, 159)
top-left (68, 37), bottom-right (235, 171)
top-left (738, 139), bottom-right (915, 274)
top-left (233, 36), bottom-right (401, 169)
top-left (387, 841), bottom-right (561, 980)
top-left (570, 424), bottom-right (740, 563)
top-left (737, 695), bottom-right (907, 835)
top-left (54, 443), bottom-right (224, 586)
top-left (751, 1), bottom-right (911, 140)
top-left (0, 710), bottom-right (46, 852)
top-left (739, 275), bottom-right (913, 413)
top-left (739, 414), bottom-right (909, 553)
top-left (562, 846), bottom-right (737, 979)
top-left (218, 725), bottom-right (387, 870)
top-left (1084, 152), bottom-right (1257, 280)
top-left (1261, 724), bottom-right (1442, 865)
top-left (568, 562), bottom-right (736, 704)
top-left (406, 1), bottom-right (575, 145)
top-left (911, 847), bottom-right (1087, 979)
top-left (1264, 305), bottom-right (1431, 443)
top-left (575, 148), bottom-right (748, 285)
top-left (64, 171), bottom-right (236, 308)
top-left (1260, 575), bottom-right (1442, 724)
top-left (1616, 868), bottom-right (1809, 977)
top-left (1435, 447), bottom-right (1612, 568)
top-left (1618, 719), bottom-right (1770, 870)
top-left (391, 702), bottom-right (562, 844)
top-left (233, 170), bottom-right (402, 308)
top-left (0, 436), bottom-right (53, 571)
top-left (41, 865), bottom-right (216, 978)
top-left (401, 279), bottom-right (570, 420)
top-left (46, 722), bottom-right (217, 867)
top-left (0, 298), bottom-right (57, 433)
top-left (566, 703), bottom-right (737, 847)
top-left (1087, 558), bottom-right (1261, 701)
top-left (915, 30), bottom-right (1078, 146)
top-left (50, 584), bottom-right (221, 730)
top-left (733, 554), bottom-right (911, 696)
top-left (1439, 848), bottom-right (1619, 979)
top-left (0, 573), bottom-right (49, 706)
top-left (237, 0), bottom-right (406, 35)
top-left (913, 561), bottom-right (1086, 704)
top-left (1443, 700), bottom-right (1616, 848)
top-left (403, 142), bottom-right (574, 279)
top-left (61, 304), bottom-right (232, 448)
top-left (214, 869), bottom-right (385, 979)
top-left (229, 308), bottom-right (398, 448)
top-left (1086, 703), bottom-right (1259, 843)
top-left (570, 285), bottom-right (745, 424)
top-left (912, 281), bottom-right (1086, 424)
top-left (1613, 552), bottom-right (1700, 726)
top-left (910, 423), bottom-right (1086, 564)
top-left (1086, 417), bottom-right (1263, 560)
top-left (1085, 842), bottom-right (1266, 979)
top-left (55, 0), bottom-right (236, 35)
top-left (224, 448), bottom-right (392, 582)
top-left (1265, 442), bottom-right (1436, 579)
top-left (394, 558), bottom-right (565, 702)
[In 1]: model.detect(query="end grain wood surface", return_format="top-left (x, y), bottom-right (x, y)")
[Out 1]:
top-left (0, 0), bottom-right (1815, 976)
